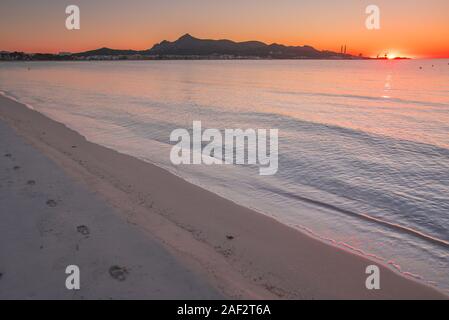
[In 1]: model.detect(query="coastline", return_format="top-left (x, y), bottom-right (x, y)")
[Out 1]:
top-left (0, 94), bottom-right (446, 299)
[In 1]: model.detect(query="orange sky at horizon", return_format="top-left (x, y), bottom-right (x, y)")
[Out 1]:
top-left (1, 0), bottom-right (448, 58)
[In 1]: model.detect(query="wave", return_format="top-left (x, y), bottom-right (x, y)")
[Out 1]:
top-left (0, 90), bottom-right (35, 110)
top-left (261, 185), bottom-right (449, 249)
top-left (235, 108), bottom-right (449, 156)
top-left (269, 89), bottom-right (449, 109)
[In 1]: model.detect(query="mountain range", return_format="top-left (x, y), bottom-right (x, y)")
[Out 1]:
top-left (73, 34), bottom-right (358, 59)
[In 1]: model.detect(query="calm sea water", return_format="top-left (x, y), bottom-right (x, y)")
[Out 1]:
top-left (1, 60), bottom-right (448, 291)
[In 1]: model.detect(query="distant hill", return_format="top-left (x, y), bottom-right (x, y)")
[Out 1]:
top-left (1, 34), bottom-right (361, 61)
top-left (73, 47), bottom-right (140, 57)
top-left (145, 34), bottom-right (350, 59)
top-left (147, 34), bottom-right (268, 56)
top-left (74, 34), bottom-right (356, 59)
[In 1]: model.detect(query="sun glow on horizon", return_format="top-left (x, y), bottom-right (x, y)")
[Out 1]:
top-left (387, 53), bottom-right (398, 60)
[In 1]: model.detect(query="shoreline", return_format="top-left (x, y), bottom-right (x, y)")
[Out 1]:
top-left (0, 116), bottom-right (223, 299)
top-left (0, 94), bottom-right (446, 299)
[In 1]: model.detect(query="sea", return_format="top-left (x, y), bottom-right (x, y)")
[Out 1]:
top-left (1, 59), bottom-right (448, 291)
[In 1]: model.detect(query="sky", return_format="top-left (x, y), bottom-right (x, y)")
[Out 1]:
top-left (1, 0), bottom-right (448, 58)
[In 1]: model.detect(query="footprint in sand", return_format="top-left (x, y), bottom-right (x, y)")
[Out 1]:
top-left (13, 166), bottom-right (21, 171)
top-left (76, 225), bottom-right (90, 236)
top-left (226, 235), bottom-right (235, 240)
top-left (109, 266), bottom-right (129, 281)
top-left (27, 180), bottom-right (36, 186)
top-left (4, 153), bottom-right (12, 158)
top-left (46, 199), bottom-right (57, 207)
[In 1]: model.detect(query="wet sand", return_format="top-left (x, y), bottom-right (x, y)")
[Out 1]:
top-left (0, 94), bottom-right (446, 299)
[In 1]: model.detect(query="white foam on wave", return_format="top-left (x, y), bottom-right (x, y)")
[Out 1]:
top-left (0, 90), bottom-right (35, 110)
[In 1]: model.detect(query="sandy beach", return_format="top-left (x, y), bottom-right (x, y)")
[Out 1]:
top-left (0, 94), bottom-right (446, 300)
